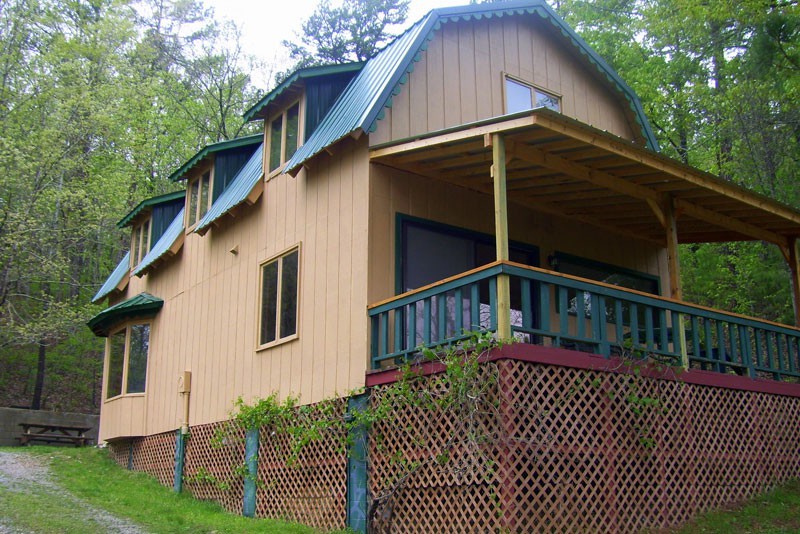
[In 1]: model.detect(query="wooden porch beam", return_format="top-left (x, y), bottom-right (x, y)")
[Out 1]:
top-left (489, 133), bottom-right (512, 340)
top-left (674, 199), bottom-right (789, 250)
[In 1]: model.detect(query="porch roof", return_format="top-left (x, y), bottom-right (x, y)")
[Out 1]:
top-left (370, 109), bottom-right (800, 250)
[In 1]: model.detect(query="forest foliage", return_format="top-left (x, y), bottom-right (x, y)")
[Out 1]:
top-left (1, 0), bottom-right (798, 412)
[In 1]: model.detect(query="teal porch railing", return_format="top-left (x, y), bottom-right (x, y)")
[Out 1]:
top-left (368, 261), bottom-right (800, 382)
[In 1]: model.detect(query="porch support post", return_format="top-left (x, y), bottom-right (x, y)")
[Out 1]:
top-left (788, 239), bottom-right (800, 327)
top-left (664, 196), bottom-right (682, 300)
top-left (490, 133), bottom-right (511, 340)
top-left (242, 427), bottom-right (259, 517)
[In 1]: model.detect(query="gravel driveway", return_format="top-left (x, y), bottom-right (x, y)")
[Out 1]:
top-left (0, 451), bottom-right (146, 533)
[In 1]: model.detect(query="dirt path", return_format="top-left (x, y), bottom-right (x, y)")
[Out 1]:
top-left (0, 451), bottom-right (146, 533)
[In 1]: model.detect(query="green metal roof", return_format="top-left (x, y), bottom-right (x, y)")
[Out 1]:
top-left (284, 0), bottom-right (658, 174)
top-left (87, 292), bottom-right (164, 336)
top-left (195, 144), bottom-right (263, 234)
top-left (92, 251), bottom-right (131, 303)
top-left (168, 134), bottom-right (262, 182)
top-left (243, 63), bottom-right (364, 123)
top-left (117, 191), bottom-right (185, 229)
top-left (133, 207), bottom-right (184, 276)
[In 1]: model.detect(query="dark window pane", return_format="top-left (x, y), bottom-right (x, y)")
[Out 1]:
top-left (506, 78), bottom-right (533, 114)
top-left (126, 324), bottom-right (150, 393)
top-left (188, 180), bottom-right (199, 226)
top-left (141, 219), bottom-right (151, 258)
top-left (260, 260), bottom-right (279, 344)
top-left (107, 330), bottom-right (126, 399)
top-left (285, 104), bottom-right (299, 160)
top-left (199, 172), bottom-right (210, 218)
top-left (280, 250), bottom-right (299, 338)
top-left (131, 226), bottom-right (140, 267)
top-left (269, 117), bottom-right (283, 172)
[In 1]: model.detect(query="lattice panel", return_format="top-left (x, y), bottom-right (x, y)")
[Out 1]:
top-left (256, 399), bottom-right (347, 531)
top-left (369, 359), bottom-right (800, 533)
top-left (107, 440), bottom-right (131, 468)
top-left (130, 431), bottom-right (176, 488)
top-left (183, 420), bottom-right (246, 514)
top-left (369, 364), bottom-right (503, 534)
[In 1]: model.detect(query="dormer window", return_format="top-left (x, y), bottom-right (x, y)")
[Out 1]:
top-left (130, 218), bottom-right (151, 268)
top-left (268, 102), bottom-right (300, 175)
top-left (187, 170), bottom-right (212, 228)
top-left (505, 76), bottom-right (560, 114)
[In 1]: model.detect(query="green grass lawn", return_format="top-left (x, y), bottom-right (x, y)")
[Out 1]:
top-left (1, 446), bottom-right (319, 533)
top-left (674, 479), bottom-right (800, 533)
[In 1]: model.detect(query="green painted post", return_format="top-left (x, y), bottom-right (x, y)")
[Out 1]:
top-left (346, 394), bottom-right (369, 534)
top-left (173, 429), bottom-right (187, 493)
top-left (243, 428), bottom-right (259, 518)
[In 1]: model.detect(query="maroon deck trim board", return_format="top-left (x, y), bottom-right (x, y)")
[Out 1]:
top-left (365, 342), bottom-right (800, 398)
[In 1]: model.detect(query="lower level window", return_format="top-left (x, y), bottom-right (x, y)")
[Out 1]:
top-left (259, 247), bottom-right (299, 347)
top-left (106, 323), bottom-right (150, 399)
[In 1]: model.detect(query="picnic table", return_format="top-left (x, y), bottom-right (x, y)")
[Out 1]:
top-left (18, 422), bottom-right (92, 446)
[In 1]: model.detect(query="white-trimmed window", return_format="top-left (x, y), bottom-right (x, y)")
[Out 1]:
top-left (505, 76), bottom-right (561, 114)
top-left (106, 322), bottom-right (151, 400)
top-left (258, 246), bottom-right (300, 348)
top-left (187, 170), bottom-right (212, 228)
top-left (130, 218), bottom-right (151, 268)
top-left (267, 102), bottom-right (300, 175)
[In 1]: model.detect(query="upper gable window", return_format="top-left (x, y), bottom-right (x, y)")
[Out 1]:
top-left (268, 102), bottom-right (300, 175)
top-left (505, 76), bottom-right (560, 114)
top-left (130, 218), bottom-right (151, 268)
top-left (187, 170), bottom-right (212, 229)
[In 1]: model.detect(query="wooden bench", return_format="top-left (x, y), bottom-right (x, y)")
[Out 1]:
top-left (18, 423), bottom-right (92, 447)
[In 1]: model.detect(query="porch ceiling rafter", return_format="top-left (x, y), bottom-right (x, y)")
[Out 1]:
top-left (369, 108), bottom-right (800, 249)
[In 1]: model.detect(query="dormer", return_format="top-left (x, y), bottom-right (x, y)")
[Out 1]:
top-left (243, 63), bottom-right (364, 176)
top-left (117, 191), bottom-right (185, 271)
top-left (168, 135), bottom-right (263, 233)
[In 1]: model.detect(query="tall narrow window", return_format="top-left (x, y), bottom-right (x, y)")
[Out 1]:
top-left (105, 323), bottom-right (151, 400)
top-left (259, 247), bottom-right (300, 348)
top-left (187, 171), bottom-right (212, 229)
top-left (267, 102), bottom-right (301, 175)
top-left (505, 76), bottom-right (560, 114)
top-left (106, 330), bottom-right (126, 399)
top-left (130, 218), bottom-right (151, 268)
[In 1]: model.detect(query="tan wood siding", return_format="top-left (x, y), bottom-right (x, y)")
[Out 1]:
top-left (372, 17), bottom-right (637, 147)
top-left (100, 138), bottom-right (370, 442)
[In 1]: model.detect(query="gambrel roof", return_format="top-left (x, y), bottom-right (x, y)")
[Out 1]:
top-left (284, 0), bottom-right (658, 175)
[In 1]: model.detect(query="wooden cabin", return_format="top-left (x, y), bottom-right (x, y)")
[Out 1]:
top-left (90, 0), bottom-right (800, 445)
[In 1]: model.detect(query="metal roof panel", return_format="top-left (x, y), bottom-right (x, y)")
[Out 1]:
top-left (133, 207), bottom-right (185, 276)
top-left (92, 251), bottom-right (131, 303)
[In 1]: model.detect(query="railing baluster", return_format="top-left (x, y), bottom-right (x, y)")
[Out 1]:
top-left (455, 288), bottom-right (464, 336)
top-left (739, 325), bottom-right (754, 378)
top-left (614, 300), bottom-right (624, 347)
top-left (470, 283), bottom-right (480, 330)
top-left (629, 303), bottom-right (639, 347)
top-left (766, 331), bottom-right (779, 379)
top-left (788, 334), bottom-right (798, 375)
top-left (407, 303), bottom-right (417, 352)
top-left (539, 282), bottom-right (551, 332)
top-left (394, 307), bottom-right (404, 355)
top-left (576, 291), bottom-right (587, 340)
top-left (489, 277), bottom-right (497, 330)
top-left (691, 316), bottom-right (701, 364)
top-left (558, 286), bottom-right (569, 338)
top-left (423, 298), bottom-right (431, 345)
top-left (596, 295), bottom-right (609, 357)
top-left (729, 322), bottom-right (740, 371)
top-left (371, 315), bottom-right (380, 361)
top-left (704, 319), bottom-right (716, 372)
top-left (658, 309), bottom-right (668, 351)
top-left (379, 313), bottom-right (389, 358)
top-left (521, 279), bottom-right (532, 330)
top-left (645, 306), bottom-right (654, 351)
top-left (437, 294), bottom-right (446, 343)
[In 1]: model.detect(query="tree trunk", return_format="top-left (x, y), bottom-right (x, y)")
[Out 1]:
top-left (31, 342), bottom-right (46, 410)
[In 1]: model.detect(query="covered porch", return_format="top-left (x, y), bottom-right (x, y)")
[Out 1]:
top-left (368, 109), bottom-right (800, 381)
